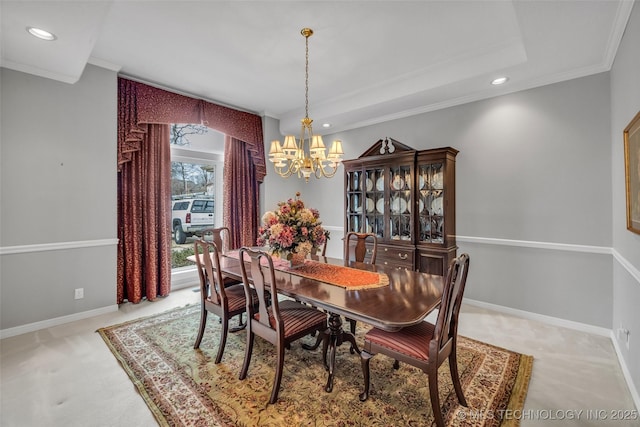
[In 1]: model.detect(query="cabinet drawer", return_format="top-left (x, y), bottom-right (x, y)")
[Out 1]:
top-left (417, 247), bottom-right (457, 276)
top-left (377, 247), bottom-right (414, 270)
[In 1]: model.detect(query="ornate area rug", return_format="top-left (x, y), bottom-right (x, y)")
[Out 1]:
top-left (98, 305), bottom-right (532, 427)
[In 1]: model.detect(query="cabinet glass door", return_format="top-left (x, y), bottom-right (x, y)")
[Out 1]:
top-left (365, 167), bottom-right (384, 238)
top-left (346, 170), bottom-right (364, 232)
top-left (389, 164), bottom-right (412, 241)
top-left (417, 162), bottom-right (444, 243)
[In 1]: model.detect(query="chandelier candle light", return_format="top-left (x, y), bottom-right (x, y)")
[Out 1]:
top-left (268, 28), bottom-right (344, 182)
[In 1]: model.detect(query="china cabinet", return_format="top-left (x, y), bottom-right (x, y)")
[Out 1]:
top-left (343, 138), bottom-right (458, 276)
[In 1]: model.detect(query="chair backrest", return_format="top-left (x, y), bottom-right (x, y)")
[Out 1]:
top-left (311, 242), bottom-right (328, 257)
top-left (193, 239), bottom-right (227, 306)
top-left (432, 253), bottom-right (470, 354)
top-left (344, 232), bottom-right (378, 264)
top-left (201, 227), bottom-right (233, 253)
top-left (238, 247), bottom-right (283, 336)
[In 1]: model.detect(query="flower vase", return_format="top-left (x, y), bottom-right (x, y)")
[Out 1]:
top-left (287, 252), bottom-right (307, 269)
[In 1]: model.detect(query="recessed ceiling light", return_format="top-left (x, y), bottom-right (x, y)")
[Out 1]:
top-left (27, 27), bottom-right (57, 41)
top-left (322, 123), bottom-right (331, 128)
top-left (491, 76), bottom-right (509, 85)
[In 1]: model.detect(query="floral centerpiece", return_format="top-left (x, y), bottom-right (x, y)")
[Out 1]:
top-left (257, 192), bottom-right (329, 266)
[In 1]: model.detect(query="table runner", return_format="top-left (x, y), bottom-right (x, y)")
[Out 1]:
top-left (226, 250), bottom-right (389, 290)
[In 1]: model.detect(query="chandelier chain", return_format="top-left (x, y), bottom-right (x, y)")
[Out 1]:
top-left (305, 31), bottom-right (310, 119)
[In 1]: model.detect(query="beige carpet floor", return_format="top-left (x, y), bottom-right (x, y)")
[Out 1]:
top-left (1, 287), bottom-right (637, 426)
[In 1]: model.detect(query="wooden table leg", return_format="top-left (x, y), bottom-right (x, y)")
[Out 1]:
top-left (323, 312), bottom-right (361, 392)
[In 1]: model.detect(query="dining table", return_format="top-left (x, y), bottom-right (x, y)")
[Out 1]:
top-left (189, 249), bottom-right (444, 393)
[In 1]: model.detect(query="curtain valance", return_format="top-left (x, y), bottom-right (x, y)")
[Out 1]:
top-left (117, 77), bottom-right (266, 182)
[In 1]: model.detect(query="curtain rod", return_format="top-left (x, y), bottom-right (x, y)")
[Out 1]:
top-left (118, 72), bottom-right (260, 116)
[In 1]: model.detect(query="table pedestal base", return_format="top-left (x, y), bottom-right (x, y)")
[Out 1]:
top-left (303, 312), bottom-right (360, 392)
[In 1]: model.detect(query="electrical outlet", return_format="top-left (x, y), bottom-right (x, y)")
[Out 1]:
top-left (625, 329), bottom-right (630, 350)
top-left (619, 324), bottom-right (630, 350)
top-left (74, 288), bottom-right (84, 300)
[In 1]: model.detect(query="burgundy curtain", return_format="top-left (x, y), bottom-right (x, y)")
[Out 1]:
top-left (117, 124), bottom-right (172, 303)
top-left (223, 136), bottom-right (260, 248)
top-left (202, 103), bottom-right (266, 183)
top-left (117, 77), bottom-right (264, 304)
top-left (118, 79), bottom-right (266, 176)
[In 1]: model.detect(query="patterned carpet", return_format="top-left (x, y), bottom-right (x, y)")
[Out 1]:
top-left (98, 304), bottom-right (532, 426)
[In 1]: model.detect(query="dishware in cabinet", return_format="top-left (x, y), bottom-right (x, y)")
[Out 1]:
top-left (346, 170), bottom-right (365, 233)
top-left (416, 147), bottom-right (458, 276)
top-left (389, 163), bottom-right (412, 242)
top-left (366, 167), bottom-right (384, 236)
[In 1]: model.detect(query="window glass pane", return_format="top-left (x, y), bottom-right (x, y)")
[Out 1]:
top-left (169, 123), bottom-right (222, 269)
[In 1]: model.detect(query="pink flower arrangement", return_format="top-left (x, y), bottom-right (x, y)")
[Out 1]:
top-left (257, 192), bottom-right (329, 258)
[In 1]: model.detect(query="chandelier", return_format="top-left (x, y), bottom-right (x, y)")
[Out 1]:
top-left (268, 28), bottom-right (344, 182)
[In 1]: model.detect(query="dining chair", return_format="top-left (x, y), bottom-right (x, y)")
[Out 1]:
top-left (343, 232), bottom-right (378, 345)
top-left (201, 227), bottom-right (247, 328)
top-left (303, 239), bottom-right (328, 340)
top-left (193, 239), bottom-right (258, 364)
top-left (358, 253), bottom-right (470, 427)
top-left (201, 227), bottom-right (236, 281)
top-left (238, 247), bottom-right (328, 404)
top-left (311, 241), bottom-right (328, 257)
top-left (344, 231), bottom-right (378, 264)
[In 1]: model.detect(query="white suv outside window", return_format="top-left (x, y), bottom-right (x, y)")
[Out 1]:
top-left (171, 196), bottom-right (214, 244)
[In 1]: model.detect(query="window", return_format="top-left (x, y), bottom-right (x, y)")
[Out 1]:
top-left (170, 124), bottom-right (225, 269)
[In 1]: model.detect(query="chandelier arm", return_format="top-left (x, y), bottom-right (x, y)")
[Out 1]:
top-left (274, 164), bottom-right (294, 178)
top-left (313, 160), bottom-right (339, 179)
top-left (274, 156), bottom-right (307, 178)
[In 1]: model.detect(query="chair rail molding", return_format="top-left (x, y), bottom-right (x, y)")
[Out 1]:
top-left (457, 235), bottom-right (639, 287)
top-left (456, 235), bottom-right (611, 254)
top-left (612, 248), bottom-right (640, 285)
top-left (0, 238), bottom-right (119, 255)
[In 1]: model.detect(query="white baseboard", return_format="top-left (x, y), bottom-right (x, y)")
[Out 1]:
top-left (611, 331), bottom-right (640, 412)
top-left (171, 267), bottom-right (199, 290)
top-left (1, 266), bottom-right (198, 339)
top-left (464, 298), bottom-right (638, 412)
top-left (0, 305), bottom-right (118, 339)
top-left (464, 298), bottom-right (612, 336)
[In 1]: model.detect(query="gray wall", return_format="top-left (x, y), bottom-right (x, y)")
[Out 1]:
top-left (267, 72), bottom-right (614, 328)
top-left (611, 1), bottom-right (640, 401)
top-left (1, 65), bottom-right (118, 330)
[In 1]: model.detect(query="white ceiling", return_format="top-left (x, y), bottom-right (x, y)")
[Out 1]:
top-left (1, 1), bottom-right (634, 135)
